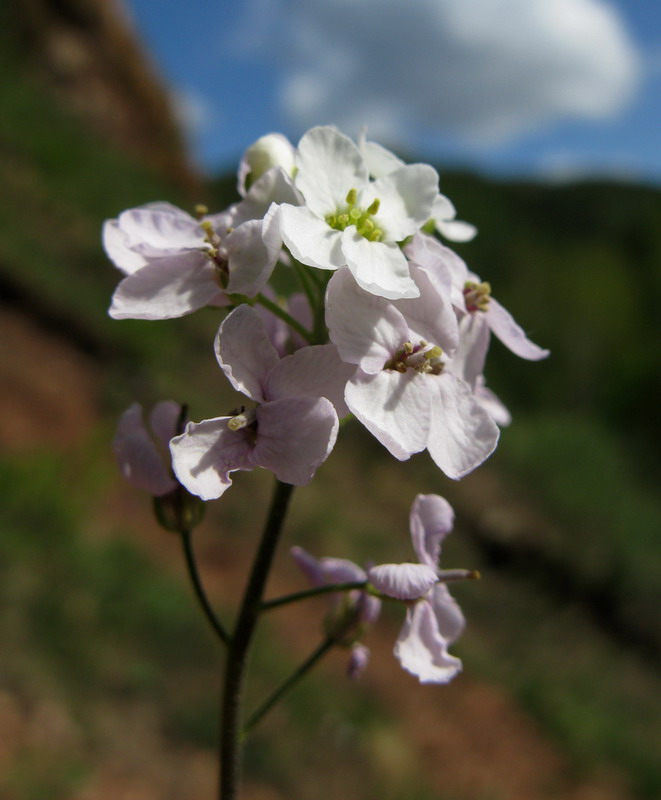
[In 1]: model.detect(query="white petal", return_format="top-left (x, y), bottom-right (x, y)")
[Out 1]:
top-left (215, 305), bottom-right (280, 402)
top-left (295, 126), bottom-right (368, 216)
top-left (360, 138), bottom-right (405, 178)
top-left (431, 193), bottom-right (457, 222)
top-left (225, 218), bottom-right (279, 297)
top-left (475, 378), bottom-right (512, 427)
top-left (326, 268), bottom-right (408, 373)
top-left (265, 344), bottom-right (354, 416)
top-left (394, 602), bottom-right (462, 684)
top-left (427, 375), bottom-right (499, 479)
top-left (342, 231), bottom-right (419, 300)
top-left (452, 313), bottom-right (491, 389)
top-left (113, 403), bottom-right (176, 496)
top-left (109, 254), bottom-right (224, 320)
top-left (279, 204), bottom-right (345, 270)
top-left (103, 220), bottom-right (147, 275)
top-left (487, 298), bottom-right (550, 360)
top-left (149, 401), bottom-right (183, 450)
top-left (253, 397), bottom-right (338, 485)
top-left (430, 583), bottom-right (466, 646)
top-left (346, 369), bottom-right (430, 461)
top-left (368, 563), bottom-right (437, 600)
top-left (410, 494), bottom-right (455, 569)
top-left (405, 234), bottom-right (469, 308)
top-left (169, 417), bottom-right (254, 501)
top-left (371, 163), bottom-right (439, 240)
top-left (118, 206), bottom-right (202, 253)
top-left (436, 218), bottom-right (478, 243)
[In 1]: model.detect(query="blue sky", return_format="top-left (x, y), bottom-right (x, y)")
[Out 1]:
top-left (124, 0), bottom-right (661, 183)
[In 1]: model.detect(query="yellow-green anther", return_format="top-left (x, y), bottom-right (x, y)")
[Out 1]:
top-left (367, 198), bottom-right (380, 215)
top-left (338, 213), bottom-right (350, 227)
top-left (346, 188), bottom-right (357, 205)
top-left (326, 214), bottom-right (337, 227)
top-left (370, 230), bottom-right (382, 242)
top-left (427, 345), bottom-right (443, 359)
top-left (200, 220), bottom-right (214, 235)
top-left (349, 207), bottom-right (362, 221)
top-left (194, 204), bottom-right (209, 218)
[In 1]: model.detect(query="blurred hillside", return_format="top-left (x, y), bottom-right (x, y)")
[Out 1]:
top-left (1, 1), bottom-right (660, 799)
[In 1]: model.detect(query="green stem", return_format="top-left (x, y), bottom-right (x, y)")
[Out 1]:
top-left (181, 530), bottom-right (230, 646)
top-left (219, 480), bottom-right (295, 800)
top-left (243, 635), bottom-right (337, 734)
top-left (255, 293), bottom-right (313, 343)
top-left (261, 581), bottom-right (367, 612)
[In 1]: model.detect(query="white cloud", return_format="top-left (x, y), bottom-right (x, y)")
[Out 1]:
top-left (171, 86), bottom-right (216, 138)
top-left (229, 0), bottom-right (641, 148)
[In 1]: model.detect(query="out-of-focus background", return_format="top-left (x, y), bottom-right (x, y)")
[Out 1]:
top-left (1, 0), bottom-right (659, 798)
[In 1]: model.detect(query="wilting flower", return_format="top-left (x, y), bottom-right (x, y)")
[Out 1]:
top-left (368, 494), bottom-right (466, 684)
top-left (278, 126), bottom-right (439, 300)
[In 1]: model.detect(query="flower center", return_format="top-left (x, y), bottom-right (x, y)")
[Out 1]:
top-left (200, 219), bottom-right (230, 286)
top-left (385, 340), bottom-right (444, 375)
top-left (463, 281), bottom-right (491, 313)
top-left (325, 188), bottom-right (384, 242)
top-left (227, 407), bottom-right (258, 432)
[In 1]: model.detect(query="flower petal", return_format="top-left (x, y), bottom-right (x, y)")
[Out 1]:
top-left (430, 583), bottom-right (466, 645)
top-left (169, 417), bottom-right (254, 500)
top-left (215, 305), bottom-right (280, 402)
top-left (225, 218), bottom-right (279, 297)
top-left (342, 231), bottom-right (419, 301)
top-left (252, 397), bottom-right (338, 485)
top-left (394, 601), bottom-right (462, 684)
top-left (279, 204), bottom-right (345, 270)
top-left (368, 563), bottom-right (437, 600)
top-left (109, 253), bottom-right (224, 320)
top-left (370, 163), bottom-right (439, 240)
top-left (103, 220), bottom-right (147, 275)
top-left (113, 403), bottom-right (177, 496)
top-left (149, 400), bottom-right (183, 450)
top-left (118, 205), bottom-right (202, 253)
top-left (487, 298), bottom-right (550, 360)
top-left (426, 374), bottom-right (499, 479)
top-left (410, 494), bottom-right (455, 568)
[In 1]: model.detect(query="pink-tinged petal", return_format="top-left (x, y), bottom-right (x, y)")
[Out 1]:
top-left (426, 375), bottom-right (499, 479)
top-left (215, 305), bottom-right (280, 402)
top-left (113, 403), bottom-right (177, 496)
top-left (368, 563), bottom-right (437, 600)
top-left (452, 313), bottom-right (491, 389)
top-left (393, 263), bottom-right (459, 354)
top-left (394, 602), bottom-right (462, 685)
top-left (103, 220), bottom-right (147, 275)
top-left (287, 292), bottom-right (314, 351)
top-left (347, 643), bottom-right (370, 680)
top-left (317, 556), bottom-right (367, 585)
top-left (295, 126), bottom-right (368, 216)
top-left (486, 298), bottom-right (550, 360)
top-left (358, 592), bottom-right (382, 625)
top-left (149, 401), bottom-right (182, 450)
top-left (279, 204), bottom-right (345, 270)
top-left (326, 268), bottom-right (408, 373)
top-left (410, 494), bottom-right (455, 568)
top-left (252, 397), bottom-right (338, 485)
top-left (265, 344), bottom-right (354, 416)
top-left (370, 163), bottom-right (439, 239)
top-left (475, 378), bottom-right (512, 427)
top-left (118, 206), bottom-right (202, 253)
top-left (436, 218), bottom-right (478, 243)
top-left (225, 219), bottom-right (278, 297)
top-left (342, 231), bottom-right (419, 300)
top-left (169, 417), bottom-right (254, 501)
top-left (430, 583), bottom-right (466, 645)
top-left (405, 234), bottom-right (469, 308)
top-left (290, 546), bottom-right (326, 586)
top-left (109, 254), bottom-right (224, 320)
top-left (346, 369), bottom-right (430, 461)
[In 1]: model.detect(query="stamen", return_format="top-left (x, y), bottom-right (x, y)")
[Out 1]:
top-left (463, 281), bottom-right (491, 313)
top-left (227, 408), bottom-right (257, 431)
top-left (194, 204), bottom-right (209, 219)
top-left (345, 188), bottom-right (357, 205)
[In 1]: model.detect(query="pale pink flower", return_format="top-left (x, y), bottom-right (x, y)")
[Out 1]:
top-left (326, 267), bottom-right (499, 479)
top-left (368, 494), bottom-right (465, 685)
top-left (170, 305), bottom-right (352, 500)
top-left (278, 126), bottom-right (440, 300)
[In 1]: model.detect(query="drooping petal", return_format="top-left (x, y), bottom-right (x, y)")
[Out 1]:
top-left (252, 397), bottom-right (338, 485)
top-left (149, 400), bottom-right (183, 450)
top-left (475, 378), bottom-right (512, 427)
top-left (426, 374), bottom-right (499, 479)
top-left (326, 268), bottom-right (409, 374)
top-left (103, 220), bottom-right (147, 275)
top-left (345, 369), bottom-right (431, 461)
top-left (169, 417), bottom-right (254, 501)
top-left (342, 230), bottom-right (419, 301)
top-left (486, 298), bottom-right (550, 360)
top-left (113, 403), bottom-right (177, 496)
top-left (279, 204), bottom-right (345, 270)
top-left (370, 163), bottom-right (439, 240)
top-left (109, 254), bottom-right (225, 320)
top-left (290, 546), bottom-right (327, 586)
top-left (452, 313), bottom-right (491, 389)
top-left (405, 234), bottom-right (469, 308)
top-left (368, 563), bottom-right (438, 600)
top-left (409, 494), bottom-right (455, 569)
top-left (295, 126), bottom-right (368, 216)
top-left (317, 556), bottom-right (367, 585)
top-left (265, 344), bottom-right (354, 416)
top-left (215, 305), bottom-right (280, 402)
top-left (430, 583), bottom-right (466, 646)
top-left (394, 601), bottom-right (462, 685)
top-left (436, 218), bottom-right (478, 243)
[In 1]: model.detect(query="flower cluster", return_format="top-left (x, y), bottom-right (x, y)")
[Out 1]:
top-left (106, 125), bottom-right (548, 685)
